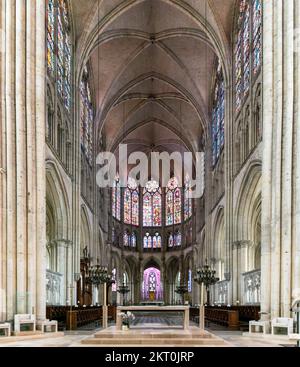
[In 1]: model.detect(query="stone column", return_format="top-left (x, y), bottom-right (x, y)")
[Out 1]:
top-left (261, 0), bottom-right (297, 319)
top-left (0, 0), bottom-right (46, 321)
top-left (293, 0), bottom-right (300, 305)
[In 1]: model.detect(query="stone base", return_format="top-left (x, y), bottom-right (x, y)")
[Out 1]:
top-left (0, 332), bottom-right (64, 344)
top-left (82, 326), bottom-right (231, 347)
top-left (242, 332), bottom-right (296, 345)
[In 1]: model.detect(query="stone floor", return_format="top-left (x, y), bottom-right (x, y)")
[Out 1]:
top-left (0, 322), bottom-right (298, 347)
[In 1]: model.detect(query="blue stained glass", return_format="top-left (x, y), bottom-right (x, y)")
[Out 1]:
top-left (212, 61), bottom-right (225, 166)
top-left (253, 0), bottom-right (262, 74)
top-left (80, 67), bottom-right (94, 164)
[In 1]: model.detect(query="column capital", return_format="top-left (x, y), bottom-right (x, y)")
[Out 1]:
top-left (232, 240), bottom-right (252, 249)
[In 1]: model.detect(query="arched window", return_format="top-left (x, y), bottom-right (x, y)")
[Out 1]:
top-left (184, 175), bottom-right (192, 221)
top-left (47, 87), bottom-right (54, 144)
top-left (57, 0), bottom-right (72, 111)
top-left (188, 269), bottom-right (192, 293)
top-left (112, 175), bottom-right (121, 221)
top-left (152, 233), bottom-right (162, 249)
top-left (112, 268), bottom-right (117, 292)
top-left (253, 0), bottom-right (262, 75)
top-left (235, 0), bottom-right (262, 111)
top-left (47, 0), bottom-right (55, 75)
top-left (166, 177), bottom-right (182, 226)
top-left (80, 66), bottom-right (94, 164)
top-left (143, 180), bottom-right (162, 227)
top-left (175, 231), bottom-right (182, 247)
top-left (168, 234), bottom-right (174, 248)
top-left (124, 178), bottom-right (139, 226)
top-left (57, 109), bottom-right (63, 156)
top-left (123, 231), bottom-right (129, 247)
top-left (47, 0), bottom-right (72, 111)
top-left (143, 233), bottom-right (152, 249)
top-left (131, 232), bottom-right (137, 248)
top-left (123, 231), bottom-right (136, 247)
top-left (212, 61), bottom-right (225, 166)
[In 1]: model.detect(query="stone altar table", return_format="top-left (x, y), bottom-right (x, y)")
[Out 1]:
top-left (116, 305), bottom-right (190, 330)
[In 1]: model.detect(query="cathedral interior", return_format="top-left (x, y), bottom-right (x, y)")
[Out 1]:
top-left (0, 0), bottom-right (300, 348)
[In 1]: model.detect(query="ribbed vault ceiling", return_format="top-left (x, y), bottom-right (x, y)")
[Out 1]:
top-left (71, 0), bottom-right (236, 158)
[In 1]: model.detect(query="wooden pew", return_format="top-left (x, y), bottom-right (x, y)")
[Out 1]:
top-left (205, 308), bottom-right (239, 330)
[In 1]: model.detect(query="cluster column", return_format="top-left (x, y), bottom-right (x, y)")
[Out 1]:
top-left (0, 0), bottom-right (46, 321)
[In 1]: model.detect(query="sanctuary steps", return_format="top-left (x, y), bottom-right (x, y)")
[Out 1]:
top-left (81, 326), bottom-right (230, 347)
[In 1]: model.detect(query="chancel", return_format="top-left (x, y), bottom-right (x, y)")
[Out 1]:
top-left (0, 0), bottom-right (300, 348)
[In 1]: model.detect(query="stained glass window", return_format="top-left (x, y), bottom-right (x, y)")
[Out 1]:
top-left (212, 61), bottom-right (225, 166)
top-left (243, 1), bottom-right (250, 95)
top-left (175, 231), bottom-right (182, 247)
top-left (143, 233), bottom-right (152, 249)
top-left (168, 232), bottom-right (181, 247)
top-left (112, 268), bottom-right (117, 292)
top-left (131, 233), bottom-right (137, 248)
top-left (168, 234), bottom-right (174, 248)
top-left (166, 177), bottom-right (182, 225)
top-left (80, 66), bottom-right (94, 164)
top-left (47, 0), bottom-right (72, 110)
top-left (124, 178), bottom-right (139, 226)
top-left (184, 175), bottom-right (192, 220)
top-left (152, 233), bottom-right (162, 249)
top-left (47, 0), bottom-right (55, 74)
top-left (143, 180), bottom-right (162, 227)
top-left (59, 0), bottom-right (71, 111)
top-left (112, 175), bottom-right (121, 221)
top-left (253, 0), bottom-right (262, 74)
top-left (188, 270), bottom-right (192, 292)
top-left (123, 231), bottom-right (129, 247)
top-left (235, 0), bottom-right (262, 110)
top-left (149, 271), bottom-right (157, 292)
top-left (123, 231), bottom-right (136, 247)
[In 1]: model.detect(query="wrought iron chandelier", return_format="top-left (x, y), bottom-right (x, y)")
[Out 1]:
top-left (175, 283), bottom-right (188, 304)
top-left (86, 265), bottom-right (113, 286)
top-left (117, 282), bottom-right (130, 306)
top-left (194, 260), bottom-right (219, 305)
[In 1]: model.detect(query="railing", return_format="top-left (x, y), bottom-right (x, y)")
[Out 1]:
top-left (242, 269), bottom-right (261, 304)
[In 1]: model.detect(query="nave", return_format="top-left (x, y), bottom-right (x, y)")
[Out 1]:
top-left (0, 0), bottom-right (300, 348)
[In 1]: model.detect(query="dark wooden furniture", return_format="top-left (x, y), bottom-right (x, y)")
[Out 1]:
top-left (204, 308), bottom-right (239, 330)
top-left (189, 305), bottom-right (260, 330)
top-left (46, 305), bottom-right (117, 330)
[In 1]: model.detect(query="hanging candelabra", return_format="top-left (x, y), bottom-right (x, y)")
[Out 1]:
top-left (175, 283), bottom-right (188, 305)
top-left (117, 282), bottom-right (130, 306)
top-left (194, 260), bottom-right (219, 306)
top-left (86, 265), bottom-right (113, 285)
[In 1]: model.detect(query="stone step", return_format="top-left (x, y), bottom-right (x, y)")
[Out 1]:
top-left (82, 338), bottom-right (226, 346)
top-left (12, 331), bottom-right (44, 337)
top-left (94, 332), bottom-right (212, 339)
top-left (0, 332), bottom-right (64, 344)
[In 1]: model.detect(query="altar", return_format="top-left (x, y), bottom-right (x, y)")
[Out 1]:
top-left (116, 305), bottom-right (190, 330)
